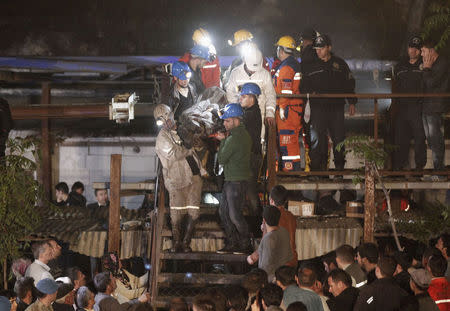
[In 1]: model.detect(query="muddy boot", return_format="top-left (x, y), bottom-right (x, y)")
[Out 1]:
top-left (182, 215), bottom-right (196, 252)
top-left (170, 224), bottom-right (182, 252)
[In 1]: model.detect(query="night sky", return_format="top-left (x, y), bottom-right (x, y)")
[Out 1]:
top-left (0, 0), bottom-right (413, 59)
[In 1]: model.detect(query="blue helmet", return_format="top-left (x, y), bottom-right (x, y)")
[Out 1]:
top-left (240, 83), bottom-right (261, 96)
top-left (220, 103), bottom-right (244, 119)
top-left (190, 44), bottom-right (210, 60)
top-left (171, 61), bottom-right (192, 80)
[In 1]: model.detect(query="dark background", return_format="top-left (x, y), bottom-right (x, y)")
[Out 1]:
top-left (0, 0), bottom-right (426, 59)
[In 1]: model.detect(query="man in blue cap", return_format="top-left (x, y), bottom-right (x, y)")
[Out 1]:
top-left (168, 61), bottom-right (198, 122)
top-left (216, 103), bottom-right (252, 254)
top-left (26, 278), bottom-right (59, 311)
top-left (179, 45), bottom-right (210, 95)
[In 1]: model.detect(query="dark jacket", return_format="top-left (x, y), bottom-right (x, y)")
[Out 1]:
top-left (243, 104), bottom-right (262, 155)
top-left (353, 277), bottom-right (409, 311)
top-left (300, 45), bottom-right (318, 65)
top-left (218, 124), bottom-right (252, 181)
top-left (345, 262), bottom-right (367, 288)
top-left (53, 303), bottom-right (74, 311)
top-left (300, 54), bottom-right (356, 109)
top-left (167, 83), bottom-right (198, 122)
top-left (326, 286), bottom-right (359, 311)
top-left (367, 268), bottom-right (377, 285)
top-left (394, 270), bottom-right (414, 295)
top-left (416, 292), bottom-right (440, 311)
top-left (422, 55), bottom-right (449, 113)
top-left (68, 191), bottom-right (87, 207)
top-left (392, 57), bottom-right (424, 108)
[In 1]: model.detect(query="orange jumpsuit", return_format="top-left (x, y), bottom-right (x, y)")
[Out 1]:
top-left (273, 56), bottom-right (303, 171)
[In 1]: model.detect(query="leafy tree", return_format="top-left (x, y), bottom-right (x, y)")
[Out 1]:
top-left (422, 0), bottom-right (450, 51)
top-left (0, 136), bottom-right (43, 288)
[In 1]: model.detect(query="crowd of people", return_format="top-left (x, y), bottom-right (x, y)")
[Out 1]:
top-left (2, 232), bottom-right (449, 311)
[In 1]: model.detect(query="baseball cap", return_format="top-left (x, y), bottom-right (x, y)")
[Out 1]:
top-left (313, 34), bottom-right (331, 48)
top-left (408, 35), bottom-right (423, 49)
top-left (36, 278), bottom-right (59, 295)
top-left (410, 268), bottom-right (432, 288)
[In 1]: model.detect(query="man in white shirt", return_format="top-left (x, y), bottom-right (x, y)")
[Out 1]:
top-left (25, 240), bottom-right (54, 285)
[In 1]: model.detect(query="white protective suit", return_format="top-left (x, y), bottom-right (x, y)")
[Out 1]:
top-left (225, 63), bottom-right (276, 141)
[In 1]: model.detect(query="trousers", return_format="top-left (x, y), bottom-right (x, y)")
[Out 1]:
top-left (276, 105), bottom-right (303, 171)
top-left (423, 113), bottom-right (445, 170)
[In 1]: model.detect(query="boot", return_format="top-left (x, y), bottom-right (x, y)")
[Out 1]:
top-left (182, 215), bottom-right (196, 252)
top-left (170, 222), bottom-right (182, 253)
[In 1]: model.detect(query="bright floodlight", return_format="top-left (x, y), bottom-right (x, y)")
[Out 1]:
top-left (156, 119), bottom-right (164, 126)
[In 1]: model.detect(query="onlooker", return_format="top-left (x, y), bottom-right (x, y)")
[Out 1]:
top-left (93, 271), bottom-right (149, 311)
top-left (54, 182), bottom-right (70, 207)
top-left (297, 266), bottom-right (329, 311)
top-left (69, 182), bottom-right (87, 207)
top-left (225, 285), bottom-right (248, 311)
top-left (322, 252), bottom-right (338, 273)
top-left (423, 247), bottom-right (442, 271)
top-left (86, 189), bottom-right (109, 210)
top-left (353, 256), bottom-right (408, 311)
top-left (421, 39), bottom-right (448, 175)
top-left (169, 297), bottom-right (189, 311)
top-left (301, 34), bottom-right (356, 173)
top-left (326, 269), bottom-right (359, 311)
top-left (242, 268), bottom-right (268, 306)
top-left (13, 277), bottom-right (34, 311)
top-left (255, 206), bottom-right (293, 281)
top-left (248, 186), bottom-right (298, 268)
top-left (335, 245), bottom-right (367, 288)
top-left (216, 103), bottom-right (252, 254)
top-left (25, 241), bottom-right (54, 285)
top-left (391, 35), bottom-right (426, 171)
top-left (76, 286), bottom-right (95, 311)
top-left (0, 296), bottom-right (11, 311)
top-left (356, 243), bottom-right (379, 285)
top-left (26, 278), bottom-right (59, 311)
top-left (259, 284), bottom-right (284, 311)
top-left (435, 233), bottom-right (450, 280)
top-left (53, 283), bottom-right (75, 311)
top-left (202, 288), bottom-right (227, 311)
top-left (192, 295), bottom-right (216, 311)
top-left (393, 251), bottom-right (414, 295)
top-left (285, 302), bottom-right (307, 311)
top-left (410, 269), bottom-right (439, 311)
top-left (427, 254), bottom-right (450, 311)
top-left (66, 267), bottom-right (86, 290)
top-left (274, 265), bottom-right (323, 311)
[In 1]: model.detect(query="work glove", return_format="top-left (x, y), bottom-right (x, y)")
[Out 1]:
top-left (279, 107), bottom-right (286, 121)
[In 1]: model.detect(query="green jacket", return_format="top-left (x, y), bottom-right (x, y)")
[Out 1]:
top-left (218, 124), bottom-right (252, 181)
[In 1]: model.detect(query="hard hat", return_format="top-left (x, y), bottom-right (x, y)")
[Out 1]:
top-left (243, 47), bottom-right (263, 72)
top-left (171, 61), bottom-right (192, 80)
top-left (153, 104), bottom-right (172, 124)
top-left (219, 103), bottom-right (244, 119)
top-left (229, 29), bottom-right (253, 46)
top-left (313, 34), bottom-right (332, 48)
top-left (190, 45), bottom-right (210, 60)
top-left (192, 28), bottom-right (211, 45)
top-left (276, 36), bottom-right (296, 49)
top-left (240, 83), bottom-right (261, 96)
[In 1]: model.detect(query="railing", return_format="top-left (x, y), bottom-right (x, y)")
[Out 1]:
top-left (267, 93), bottom-right (450, 188)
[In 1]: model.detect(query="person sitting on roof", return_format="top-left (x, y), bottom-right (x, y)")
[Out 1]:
top-left (68, 181), bottom-right (87, 207)
top-left (87, 189), bottom-right (109, 210)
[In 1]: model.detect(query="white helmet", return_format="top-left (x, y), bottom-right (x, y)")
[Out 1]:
top-left (243, 44), bottom-right (263, 72)
top-left (153, 104), bottom-right (173, 125)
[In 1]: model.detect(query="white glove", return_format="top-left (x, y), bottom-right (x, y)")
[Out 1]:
top-left (304, 94), bottom-right (311, 124)
top-left (280, 107), bottom-right (286, 121)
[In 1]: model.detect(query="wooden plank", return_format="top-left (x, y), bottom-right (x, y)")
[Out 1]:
top-left (108, 154), bottom-right (122, 253)
top-left (277, 169), bottom-right (450, 176)
top-left (157, 273), bottom-right (244, 285)
top-left (160, 252), bottom-right (246, 261)
top-left (40, 82), bottom-right (52, 200)
top-left (279, 180), bottom-right (450, 190)
top-left (161, 229), bottom-right (225, 238)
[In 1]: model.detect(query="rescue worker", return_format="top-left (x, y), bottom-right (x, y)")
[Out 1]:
top-left (154, 104), bottom-right (205, 253)
top-left (179, 28), bottom-right (221, 88)
top-left (168, 61), bottom-right (197, 122)
top-left (273, 36), bottom-right (303, 171)
top-left (392, 35), bottom-right (426, 171)
top-left (239, 83), bottom-right (262, 215)
top-left (301, 34), bottom-right (356, 174)
top-left (215, 103), bottom-right (252, 254)
top-left (225, 45), bottom-right (276, 146)
top-left (180, 45), bottom-right (210, 95)
top-left (223, 29), bottom-right (270, 86)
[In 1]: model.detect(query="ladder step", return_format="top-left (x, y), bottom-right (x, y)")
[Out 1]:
top-left (158, 273), bottom-right (244, 285)
top-left (160, 252), bottom-right (247, 261)
top-left (162, 229), bottom-right (225, 238)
